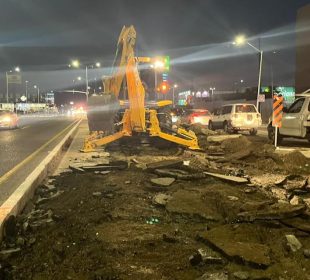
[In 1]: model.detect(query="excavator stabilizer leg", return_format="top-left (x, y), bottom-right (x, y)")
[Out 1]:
top-left (81, 110), bottom-right (132, 152)
top-left (148, 110), bottom-right (200, 150)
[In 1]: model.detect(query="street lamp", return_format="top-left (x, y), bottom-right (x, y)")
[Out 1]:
top-left (70, 60), bottom-right (101, 101)
top-left (233, 35), bottom-right (263, 111)
top-left (172, 84), bottom-right (178, 106)
top-left (34, 85), bottom-right (40, 104)
top-left (6, 66), bottom-right (21, 103)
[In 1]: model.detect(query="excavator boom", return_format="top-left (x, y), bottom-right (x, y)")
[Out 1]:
top-left (82, 26), bottom-right (199, 152)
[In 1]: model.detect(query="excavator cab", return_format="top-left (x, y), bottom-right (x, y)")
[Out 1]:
top-left (83, 25), bottom-right (199, 152)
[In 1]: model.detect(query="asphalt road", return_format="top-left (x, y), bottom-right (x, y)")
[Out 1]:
top-left (0, 115), bottom-right (75, 177)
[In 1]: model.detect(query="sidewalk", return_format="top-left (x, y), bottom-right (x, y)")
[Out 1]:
top-left (55, 120), bottom-right (92, 175)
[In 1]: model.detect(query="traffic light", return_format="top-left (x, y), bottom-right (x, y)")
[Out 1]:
top-left (163, 56), bottom-right (170, 71)
top-left (159, 81), bottom-right (169, 94)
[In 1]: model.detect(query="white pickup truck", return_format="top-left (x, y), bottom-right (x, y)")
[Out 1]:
top-left (267, 95), bottom-right (310, 144)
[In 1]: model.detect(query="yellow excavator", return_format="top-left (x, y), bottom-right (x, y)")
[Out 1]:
top-left (82, 25), bottom-right (199, 152)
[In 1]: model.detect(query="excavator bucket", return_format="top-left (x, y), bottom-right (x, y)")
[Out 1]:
top-left (87, 94), bottom-right (120, 133)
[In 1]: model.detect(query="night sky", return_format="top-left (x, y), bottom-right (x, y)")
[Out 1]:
top-left (0, 0), bottom-right (309, 100)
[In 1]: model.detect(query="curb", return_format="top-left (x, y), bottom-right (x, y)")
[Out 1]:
top-left (0, 119), bottom-right (82, 241)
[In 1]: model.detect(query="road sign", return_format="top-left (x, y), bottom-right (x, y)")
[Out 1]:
top-left (258, 94), bottom-right (265, 102)
top-left (6, 73), bottom-right (22, 84)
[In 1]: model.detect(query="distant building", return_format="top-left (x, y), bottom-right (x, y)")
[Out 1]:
top-left (296, 4), bottom-right (310, 93)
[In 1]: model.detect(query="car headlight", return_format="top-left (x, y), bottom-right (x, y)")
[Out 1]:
top-left (2, 116), bottom-right (12, 122)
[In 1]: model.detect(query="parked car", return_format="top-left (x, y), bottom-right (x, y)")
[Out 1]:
top-left (209, 103), bottom-right (262, 135)
top-left (170, 107), bottom-right (212, 127)
top-left (0, 110), bottom-right (19, 129)
top-left (267, 96), bottom-right (310, 144)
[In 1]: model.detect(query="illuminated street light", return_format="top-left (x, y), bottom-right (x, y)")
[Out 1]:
top-left (154, 60), bottom-right (164, 69)
top-left (71, 60), bottom-right (80, 68)
top-left (69, 60), bottom-right (102, 102)
top-left (233, 35), bottom-right (263, 111)
top-left (233, 35), bottom-right (246, 46)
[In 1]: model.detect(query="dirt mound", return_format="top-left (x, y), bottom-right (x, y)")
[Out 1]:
top-left (283, 151), bottom-right (310, 167)
top-left (221, 136), bottom-right (252, 153)
top-left (282, 151), bottom-right (310, 174)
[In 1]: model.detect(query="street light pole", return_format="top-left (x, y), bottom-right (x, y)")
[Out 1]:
top-left (6, 72), bottom-right (9, 103)
top-left (247, 42), bottom-right (263, 110)
top-left (172, 84), bottom-right (178, 107)
top-left (25, 81), bottom-right (28, 103)
top-left (34, 85), bottom-right (40, 103)
top-left (85, 66), bottom-right (89, 102)
top-left (234, 36), bottom-right (263, 112)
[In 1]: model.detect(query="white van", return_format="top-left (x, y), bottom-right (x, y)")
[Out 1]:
top-left (209, 103), bottom-right (262, 135)
top-left (267, 96), bottom-right (310, 144)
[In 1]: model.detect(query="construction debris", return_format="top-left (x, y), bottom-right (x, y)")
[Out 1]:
top-left (150, 177), bottom-right (175, 187)
top-left (2, 129), bottom-right (310, 280)
top-left (204, 172), bottom-right (248, 183)
top-left (285, 234), bottom-right (302, 252)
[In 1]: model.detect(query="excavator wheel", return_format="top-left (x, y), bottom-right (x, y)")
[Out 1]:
top-left (87, 94), bottom-right (120, 134)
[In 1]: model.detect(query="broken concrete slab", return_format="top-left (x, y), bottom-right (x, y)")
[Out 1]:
top-left (207, 134), bottom-right (241, 143)
top-left (285, 234), bottom-right (302, 252)
top-left (146, 159), bottom-right (183, 171)
top-left (217, 150), bottom-right (252, 163)
top-left (204, 172), bottom-right (248, 183)
top-left (250, 174), bottom-right (287, 188)
top-left (155, 169), bottom-right (206, 180)
top-left (237, 203), bottom-right (306, 222)
top-left (270, 187), bottom-right (288, 201)
top-left (201, 225), bottom-right (271, 267)
top-left (166, 190), bottom-right (221, 221)
top-left (290, 195), bottom-right (301, 205)
top-left (197, 248), bottom-right (224, 265)
top-left (281, 217), bottom-right (310, 233)
top-left (82, 160), bottom-right (128, 171)
top-left (150, 177), bottom-right (175, 187)
top-left (152, 193), bottom-right (172, 206)
top-left (69, 164), bottom-right (85, 173)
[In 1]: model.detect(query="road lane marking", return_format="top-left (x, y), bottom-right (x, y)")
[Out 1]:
top-left (0, 119), bottom-right (79, 186)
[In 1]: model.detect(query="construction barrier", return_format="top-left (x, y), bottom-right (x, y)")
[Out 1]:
top-left (272, 95), bottom-right (284, 128)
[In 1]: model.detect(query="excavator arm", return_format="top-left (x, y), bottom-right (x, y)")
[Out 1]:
top-left (82, 25), bottom-right (200, 152)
